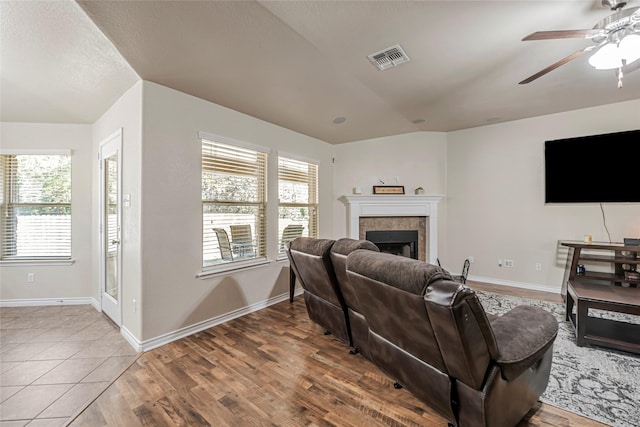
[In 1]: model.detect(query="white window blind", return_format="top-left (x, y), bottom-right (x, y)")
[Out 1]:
top-left (202, 138), bottom-right (267, 267)
top-left (278, 156), bottom-right (318, 256)
top-left (0, 154), bottom-right (72, 260)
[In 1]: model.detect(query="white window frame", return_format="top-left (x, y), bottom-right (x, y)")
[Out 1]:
top-left (0, 149), bottom-right (73, 265)
top-left (277, 153), bottom-right (319, 260)
top-left (199, 132), bottom-right (270, 276)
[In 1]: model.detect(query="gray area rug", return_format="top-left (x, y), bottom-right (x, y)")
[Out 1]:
top-left (476, 291), bottom-right (640, 427)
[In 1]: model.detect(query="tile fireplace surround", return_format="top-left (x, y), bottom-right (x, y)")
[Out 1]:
top-left (339, 195), bottom-right (443, 264)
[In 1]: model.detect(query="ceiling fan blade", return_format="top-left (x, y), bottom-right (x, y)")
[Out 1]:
top-left (519, 47), bottom-right (595, 84)
top-left (522, 29), bottom-right (602, 41)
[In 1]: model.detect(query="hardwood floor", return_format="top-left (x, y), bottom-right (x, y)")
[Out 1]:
top-left (69, 283), bottom-right (604, 427)
top-left (466, 280), bottom-right (564, 303)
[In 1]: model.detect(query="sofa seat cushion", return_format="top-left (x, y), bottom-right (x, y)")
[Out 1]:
top-left (491, 305), bottom-right (558, 381)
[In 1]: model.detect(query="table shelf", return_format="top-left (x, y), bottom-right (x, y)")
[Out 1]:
top-left (577, 254), bottom-right (640, 264)
top-left (578, 271), bottom-right (640, 285)
top-left (561, 241), bottom-right (640, 296)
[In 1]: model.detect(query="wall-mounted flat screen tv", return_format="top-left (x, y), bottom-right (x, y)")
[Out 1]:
top-left (545, 129), bottom-right (640, 203)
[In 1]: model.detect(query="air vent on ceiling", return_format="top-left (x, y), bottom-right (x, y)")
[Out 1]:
top-left (367, 44), bottom-right (410, 71)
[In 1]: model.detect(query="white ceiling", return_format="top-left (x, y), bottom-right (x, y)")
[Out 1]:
top-left (2, 0), bottom-right (639, 144)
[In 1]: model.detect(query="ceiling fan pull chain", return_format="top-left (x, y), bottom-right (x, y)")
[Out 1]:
top-left (617, 67), bottom-right (624, 88)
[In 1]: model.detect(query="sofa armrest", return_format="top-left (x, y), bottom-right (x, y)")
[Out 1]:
top-left (491, 305), bottom-right (558, 381)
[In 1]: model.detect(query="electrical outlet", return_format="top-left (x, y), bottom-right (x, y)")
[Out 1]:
top-left (468, 256), bottom-right (474, 264)
top-left (504, 259), bottom-right (514, 268)
top-left (536, 262), bottom-right (542, 271)
top-left (27, 273), bottom-right (35, 283)
top-left (498, 259), bottom-right (503, 267)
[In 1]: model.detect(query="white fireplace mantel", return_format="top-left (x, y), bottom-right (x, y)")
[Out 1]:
top-left (339, 194), bottom-right (444, 264)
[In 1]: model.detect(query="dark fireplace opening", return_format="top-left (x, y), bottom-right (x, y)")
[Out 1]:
top-left (366, 230), bottom-right (419, 260)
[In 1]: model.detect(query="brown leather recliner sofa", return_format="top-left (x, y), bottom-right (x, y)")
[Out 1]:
top-left (286, 237), bottom-right (379, 348)
top-left (329, 238), bottom-right (380, 358)
top-left (287, 238), bottom-right (558, 427)
top-left (286, 238), bottom-right (349, 344)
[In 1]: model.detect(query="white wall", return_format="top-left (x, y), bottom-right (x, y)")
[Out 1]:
top-left (332, 131), bottom-right (448, 200)
top-left (138, 81), bottom-right (335, 341)
top-left (446, 99), bottom-right (640, 291)
top-left (91, 82), bottom-right (144, 338)
top-left (0, 123), bottom-right (93, 301)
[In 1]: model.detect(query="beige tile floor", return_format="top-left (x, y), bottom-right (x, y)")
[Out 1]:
top-left (0, 305), bottom-right (139, 426)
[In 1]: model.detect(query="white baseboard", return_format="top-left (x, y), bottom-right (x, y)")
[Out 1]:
top-left (136, 290), bottom-right (300, 352)
top-left (467, 275), bottom-right (561, 295)
top-left (120, 325), bottom-right (143, 353)
top-left (0, 297), bottom-right (99, 308)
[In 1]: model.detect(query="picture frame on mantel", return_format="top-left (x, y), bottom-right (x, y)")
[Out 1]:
top-left (373, 185), bottom-right (405, 195)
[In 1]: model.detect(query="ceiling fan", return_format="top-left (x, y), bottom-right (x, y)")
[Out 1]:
top-left (520, 0), bottom-right (640, 87)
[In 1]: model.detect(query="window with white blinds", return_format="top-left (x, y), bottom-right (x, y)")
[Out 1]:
top-left (0, 154), bottom-right (72, 260)
top-left (202, 138), bottom-right (267, 268)
top-left (278, 156), bottom-right (318, 256)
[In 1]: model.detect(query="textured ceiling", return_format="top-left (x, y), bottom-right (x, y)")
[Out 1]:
top-left (2, 1), bottom-right (639, 144)
top-left (0, 1), bottom-right (138, 124)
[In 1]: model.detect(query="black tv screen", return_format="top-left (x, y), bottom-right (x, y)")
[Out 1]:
top-left (545, 129), bottom-right (640, 203)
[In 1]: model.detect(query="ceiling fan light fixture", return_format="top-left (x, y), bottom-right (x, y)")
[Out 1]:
top-left (589, 43), bottom-right (623, 69)
top-left (589, 33), bottom-right (640, 69)
top-left (619, 33), bottom-right (640, 63)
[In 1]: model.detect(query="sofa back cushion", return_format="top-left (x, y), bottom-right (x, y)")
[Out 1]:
top-left (347, 250), bottom-right (498, 390)
top-left (346, 250), bottom-right (451, 371)
top-left (425, 281), bottom-right (499, 389)
top-left (288, 238), bottom-right (342, 308)
top-left (330, 238), bottom-right (380, 312)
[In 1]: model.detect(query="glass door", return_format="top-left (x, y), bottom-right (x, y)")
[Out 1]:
top-left (100, 131), bottom-right (122, 325)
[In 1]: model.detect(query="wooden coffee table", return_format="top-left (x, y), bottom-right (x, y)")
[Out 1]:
top-left (566, 279), bottom-right (640, 355)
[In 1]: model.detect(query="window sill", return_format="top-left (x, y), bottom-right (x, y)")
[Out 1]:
top-left (0, 259), bottom-right (75, 267)
top-left (197, 258), bottom-right (271, 279)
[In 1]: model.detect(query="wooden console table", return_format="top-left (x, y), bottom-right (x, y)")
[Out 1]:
top-left (566, 280), bottom-right (640, 354)
top-left (561, 241), bottom-right (640, 354)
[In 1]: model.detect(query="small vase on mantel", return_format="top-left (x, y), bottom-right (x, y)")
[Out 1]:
top-left (414, 187), bottom-right (424, 195)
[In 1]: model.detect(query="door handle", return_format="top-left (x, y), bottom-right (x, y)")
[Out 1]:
top-left (110, 240), bottom-right (120, 245)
